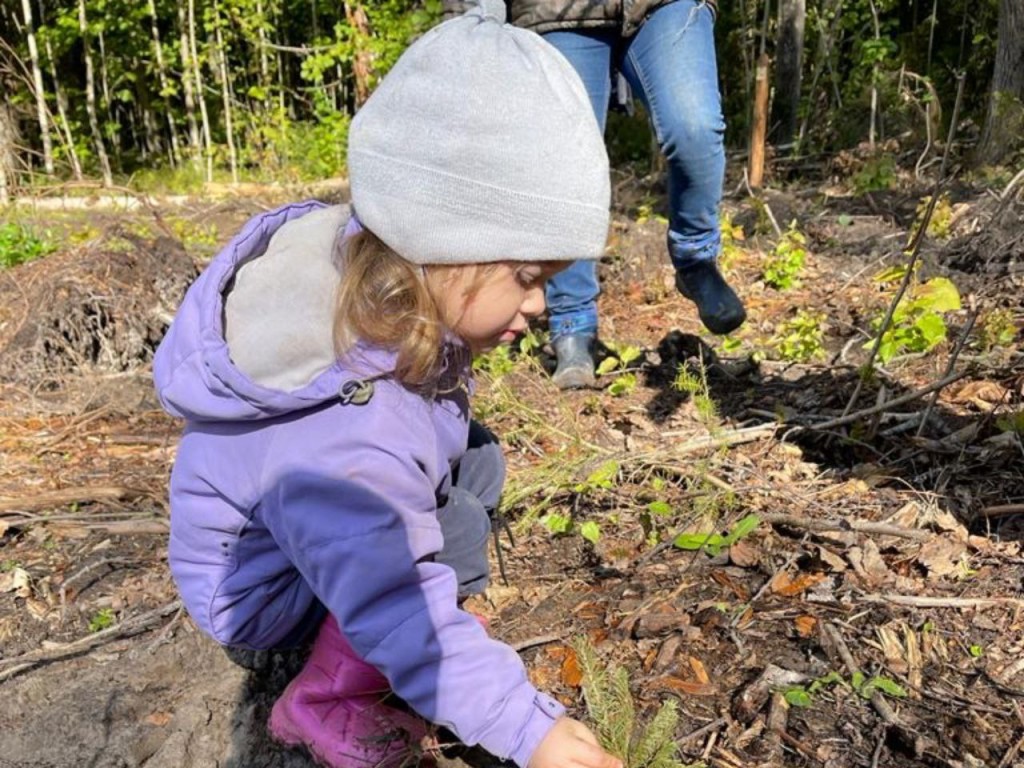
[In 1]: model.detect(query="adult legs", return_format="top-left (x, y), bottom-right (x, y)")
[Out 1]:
top-left (619, 0), bottom-right (746, 334)
top-left (540, 29), bottom-right (616, 387)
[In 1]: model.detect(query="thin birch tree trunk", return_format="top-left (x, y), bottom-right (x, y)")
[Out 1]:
top-left (188, 0), bottom-right (214, 181)
top-left (21, 0), bottom-right (54, 175)
top-left (78, 0), bottom-right (113, 185)
top-left (148, 0), bottom-right (181, 165)
top-left (177, 2), bottom-right (201, 158)
top-left (40, 1), bottom-right (83, 179)
top-left (212, 0), bottom-right (238, 183)
top-left (0, 100), bottom-right (16, 204)
top-left (868, 0), bottom-right (881, 149)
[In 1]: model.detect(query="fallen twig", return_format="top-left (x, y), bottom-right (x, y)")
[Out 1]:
top-left (678, 717), bottom-right (726, 745)
top-left (980, 504), bottom-right (1024, 519)
top-left (801, 371), bottom-right (969, 432)
top-left (0, 485), bottom-right (146, 514)
top-left (862, 594), bottom-right (1024, 609)
top-left (822, 622), bottom-right (926, 758)
top-left (0, 600), bottom-right (183, 682)
top-left (661, 422), bottom-right (778, 446)
top-left (510, 634), bottom-right (561, 652)
top-left (762, 513), bottom-right (931, 542)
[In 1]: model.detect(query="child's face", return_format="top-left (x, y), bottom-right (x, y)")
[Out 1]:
top-left (440, 261), bottom-right (568, 355)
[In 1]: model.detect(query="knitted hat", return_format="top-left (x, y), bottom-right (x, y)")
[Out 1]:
top-left (348, 0), bottom-right (610, 265)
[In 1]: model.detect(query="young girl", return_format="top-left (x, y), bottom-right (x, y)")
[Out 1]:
top-left (153, 2), bottom-right (620, 768)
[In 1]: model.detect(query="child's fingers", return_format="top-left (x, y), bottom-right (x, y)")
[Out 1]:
top-left (569, 739), bottom-right (622, 768)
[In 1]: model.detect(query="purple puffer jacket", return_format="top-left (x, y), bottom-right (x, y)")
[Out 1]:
top-left (153, 201), bottom-right (564, 767)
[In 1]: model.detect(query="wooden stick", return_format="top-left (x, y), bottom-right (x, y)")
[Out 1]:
top-left (0, 485), bottom-right (145, 513)
top-left (748, 53), bottom-right (770, 189)
top-left (980, 504), bottom-right (1024, 519)
top-left (762, 513), bottom-right (932, 542)
top-left (0, 600), bottom-right (183, 681)
top-left (863, 594), bottom-right (1024, 609)
top-left (805, 371), bottom-right (969, 432)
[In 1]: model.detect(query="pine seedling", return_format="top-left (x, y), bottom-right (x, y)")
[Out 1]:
top-left (572, 638), bottom-right (684, 768)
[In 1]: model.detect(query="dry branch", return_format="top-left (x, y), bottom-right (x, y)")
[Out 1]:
top-left (0, 485), bottom-right (145, 513)
top-left (763, 513), bottom-right (932, 542)
top-left (862, 594), bottom-right (1024, 609)
top-left (0, 600), bottom-right (183, 682)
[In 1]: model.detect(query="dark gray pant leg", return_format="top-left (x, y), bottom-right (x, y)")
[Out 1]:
top-left (436, 421), bottom-right (505, 598)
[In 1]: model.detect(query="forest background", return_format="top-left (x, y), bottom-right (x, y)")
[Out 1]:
top-left (0, 0), bottom-right (1022, 200)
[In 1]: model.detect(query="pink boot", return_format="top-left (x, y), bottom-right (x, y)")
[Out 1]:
top-left (269, 615), bottom-right (432, 768)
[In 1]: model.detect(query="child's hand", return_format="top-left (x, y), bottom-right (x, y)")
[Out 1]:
top-left (528, 717), bottom-right (622, 768)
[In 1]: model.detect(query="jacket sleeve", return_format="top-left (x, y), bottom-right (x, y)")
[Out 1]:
top-left (259, 422), bottom-right (563, 767)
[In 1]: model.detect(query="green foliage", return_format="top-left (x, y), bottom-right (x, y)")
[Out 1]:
top-left (911, 194), bottom-right (954, 241)
top-left (0, 222), bottom-right (57, 268)
top-left (996, 411), bottom-right (1024, 435)
top-left (673, 362), bottom-right (718, 429)
top-left (597, 341), bottom-right (643, 397)
top-left (851, 154), bottom-right (898, 194)
top-left (88, 608), bottom-right (116, 633)
top-left (572, 638), bottom-right (685, 768)
top-left (867, 269), bottom-right (962, 362)
top-left (717, 211), bottom-right (746, 271)
top-left (672, 514), bottom-right (759, 555)
top-left (762, 223), bottom-right (807, 291)
top-left (976, 308), bottom-right (1017, 351)
top-left (473, 344), bottom-right (517, 377)
top-left (771, 310), bottom-right (826, 362)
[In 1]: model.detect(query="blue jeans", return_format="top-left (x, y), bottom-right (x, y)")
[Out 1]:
top-left (543, 0), bottom-right (726, 340)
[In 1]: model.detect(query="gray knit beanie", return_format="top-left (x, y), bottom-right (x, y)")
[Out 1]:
top-left (348, 0), bottom-right (610, 265)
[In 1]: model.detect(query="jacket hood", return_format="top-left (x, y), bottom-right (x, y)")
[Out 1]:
top-left (154, 201), bottom-right (388, 422)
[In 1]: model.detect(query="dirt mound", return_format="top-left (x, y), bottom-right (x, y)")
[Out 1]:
top-left (0, 227), bottom-right (196, 384)
top-left (943, 197), bottom-right (1024, 280)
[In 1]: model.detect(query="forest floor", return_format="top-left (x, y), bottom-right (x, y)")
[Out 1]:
top-left (0, 165), bottom-right (1022, 768)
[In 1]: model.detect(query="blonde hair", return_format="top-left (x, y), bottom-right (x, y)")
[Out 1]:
top-left (334, 228), bottom-right (498, 392)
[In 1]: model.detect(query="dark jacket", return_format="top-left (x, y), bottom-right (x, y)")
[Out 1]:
top-left (443, 0), bottom-right (715, 37)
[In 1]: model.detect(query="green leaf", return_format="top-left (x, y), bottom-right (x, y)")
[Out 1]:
top-left (585, 460), bottom-right (620, 489)
top-left (579, 521), bottom-right (601, 544)
top-left (917, 277), bottom-right (961, 312)
top-left (851, 671), bottom-right (866, 692)
top-left (542, 512), bottom-right (572, 534)
top-left (784, 687), bottom-right (813, 707)
top-left (596, 357), bottom-right (620, 376)
top-left (647, 500), bottom-right (672, 516)
top-left (607, 373), bottom-right (636, 397)
top-left (673, 532), bottom-right (726, 553)
top-left (724, 514), bottom-right (760, 544)
top-left (864, 676), bottom-right (907, 698)
top-left (874, 265), bottom-right (907, 283)
top-left (914, 312), bottom-right (946, 347)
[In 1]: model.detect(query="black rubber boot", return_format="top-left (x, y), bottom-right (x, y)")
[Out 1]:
top-left (551, 333), bottom-right (596, 389)
top-left (674, 261), bottom-right (747, 335)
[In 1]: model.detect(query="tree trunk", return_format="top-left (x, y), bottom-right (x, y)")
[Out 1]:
top-left (40, 0), bottom-right (83, 180)
top-left (771, 0), bottom-right (805, 150)
top-left (977, 0), bottom-right (1024, 165)
top-left (0, 99), bottom-right (16, 204)
top-left (177, 2), bottom-right (201, 157)
top-left (344, 3), bottom-right (373, 107)
top-left (188, 0), bottom-right (214, 181)
top-left (78, 0), bottom-right (113, 185)
top-left (21, 0), bottom-right (54, 175)
top-left (148, 0), bottom-right (181, 165)
top-left (212, 0), bottom-right (239, 183)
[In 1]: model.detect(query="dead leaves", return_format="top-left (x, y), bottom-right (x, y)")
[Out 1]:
top-left (769, 570), bottom-right (826, 597)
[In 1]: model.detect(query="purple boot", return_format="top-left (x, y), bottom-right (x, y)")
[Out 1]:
top-left (269, 615), bottom-right (432, 767)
